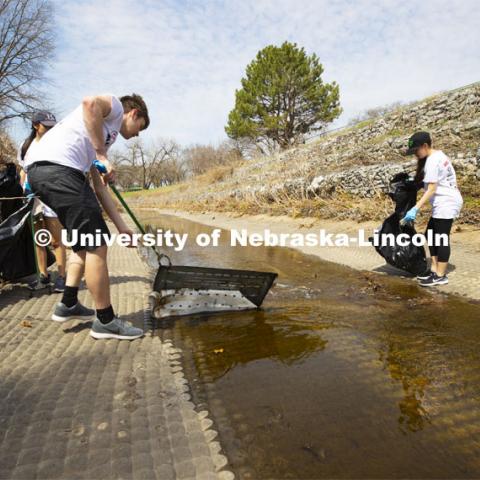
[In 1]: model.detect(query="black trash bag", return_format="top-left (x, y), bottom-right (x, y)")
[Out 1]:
top-left (371, 173), bottom-right (427, 275)
top-left (388, 172), bottom-right (419, 218)
top-left (373, 213), bottom-right (427, 275)
top-left (0, 162), bottom-right (19, 189)
top-left (0, 197), bottom-right (54, 281)
top-left (0, 163), bottom-right (23, 221)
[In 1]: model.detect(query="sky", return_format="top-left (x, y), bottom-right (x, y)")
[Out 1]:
top-left (8, 0), bottom-right (480, 149)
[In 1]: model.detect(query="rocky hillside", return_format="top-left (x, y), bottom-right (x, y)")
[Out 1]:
top-left (132, 82), bottom-right (480, 224)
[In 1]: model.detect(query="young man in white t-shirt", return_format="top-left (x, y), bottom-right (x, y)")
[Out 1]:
top-left (26, 94), bottom-right (150, 340)
top-left (402, 131), bottom-right (463, 287)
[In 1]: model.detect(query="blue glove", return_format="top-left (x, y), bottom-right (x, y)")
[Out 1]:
top-left (24, 181), bottom-right (32, 195)
top-left (401, 207), bottom-right (418, 224)
top-left (93, 159), bottom-right (107, 174)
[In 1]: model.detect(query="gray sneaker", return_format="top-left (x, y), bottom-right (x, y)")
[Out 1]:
top-left (53, 275), bottom-right (66, 293)
top-left (28, 273), bottom-right (51, 291)
top-left (51, 302), bottom-right (96, 323)
top-left (90, 317), bottom-right (144, 340)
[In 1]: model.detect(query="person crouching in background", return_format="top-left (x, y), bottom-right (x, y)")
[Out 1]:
top-left (402, 131), bottom-right (463, 287)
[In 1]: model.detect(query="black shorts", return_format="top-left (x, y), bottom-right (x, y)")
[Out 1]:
top-left (27, 162), bottom-right (110, 252)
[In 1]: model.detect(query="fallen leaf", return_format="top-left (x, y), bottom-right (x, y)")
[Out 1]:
top-left (213, 348), bottom-right (224, 354)
top-left (21, 320), bottom-right (32, 328)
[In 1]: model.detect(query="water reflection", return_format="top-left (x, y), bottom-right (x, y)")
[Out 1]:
top-left (170, 309), bottom-right (329, 381)
top-left (379, 344), bottom-right (432, 433)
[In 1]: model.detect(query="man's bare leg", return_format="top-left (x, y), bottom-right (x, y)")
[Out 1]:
top-left (52, 248), bottom-right (96, 323)
top-left (61, 247), bottom-right (111, 308)
top-left (84, 245), bottom-right (143, 340)
top-left (66, 250), bottom-right (86, 287)
top-left (84, 245), bottom-right (111, 309)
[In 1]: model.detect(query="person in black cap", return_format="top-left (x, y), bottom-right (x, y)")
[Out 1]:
top-left (18, 110), bottom-right (67, 292)
top-left (402, 131), bottom-right (463, 287)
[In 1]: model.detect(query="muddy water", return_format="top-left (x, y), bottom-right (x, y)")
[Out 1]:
top-left (141, 213), bottom-right (480, 479)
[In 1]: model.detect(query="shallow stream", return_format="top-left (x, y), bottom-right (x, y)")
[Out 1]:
top-left (141, 213), bottom-right (480, 479)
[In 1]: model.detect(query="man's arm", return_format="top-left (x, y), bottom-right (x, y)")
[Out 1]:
top-left (89, 165), bottom-right (133, 240)
top-left (83, 95), bottom-right (116, 182)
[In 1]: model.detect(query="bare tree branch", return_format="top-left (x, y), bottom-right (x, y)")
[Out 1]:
top-left (0, 0), bottom-right (55, 125)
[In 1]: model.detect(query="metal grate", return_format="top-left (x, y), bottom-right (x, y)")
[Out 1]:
top-left (153, 265), bottom-right (277, 307)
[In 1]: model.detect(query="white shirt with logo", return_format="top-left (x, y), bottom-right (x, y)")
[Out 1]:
top-left (423, 150), bottom-right (463, 219)
top-left (24, 95), bottom-right (123, 173)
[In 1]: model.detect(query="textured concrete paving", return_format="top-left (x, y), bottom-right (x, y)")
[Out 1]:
top-left (158, 210), bottom-right (480, 301)
top-left (0, 239), bottom-right (233, 480)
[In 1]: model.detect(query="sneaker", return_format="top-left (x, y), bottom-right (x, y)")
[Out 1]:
top-left (420, 273), bottom-right (449, 287)
top-left (90, 317), bottom-right (144, 340)
top-left (417, 270), bottom-right (434, 281)
top-left (51, 302), bottom-right (96, 323)
top-left (53, 275), bottom-right (66, 293)
top-left (28, 273), bottom-right (51, 291)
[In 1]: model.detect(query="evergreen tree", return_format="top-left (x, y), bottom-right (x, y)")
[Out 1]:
top-left (226, 41), bottom-right (341, 152)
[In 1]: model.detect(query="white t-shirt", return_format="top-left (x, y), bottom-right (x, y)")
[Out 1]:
top-left (24, 95), bottom-right (124, 173)
top-left (18, 138), bottom-right (58, 218)
top-left (17, 137), bottom-right (42, 168)
top-left (423, 150), bottom-right (463, 219)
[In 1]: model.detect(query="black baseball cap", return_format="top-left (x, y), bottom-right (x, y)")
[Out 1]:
top-left (406, 131), bottom-right (431, 155)
top-left (32, 110), bottom-right (57, 127)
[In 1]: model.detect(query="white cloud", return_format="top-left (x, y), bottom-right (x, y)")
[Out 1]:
top-left (9, 0), bottom-right (480, 147)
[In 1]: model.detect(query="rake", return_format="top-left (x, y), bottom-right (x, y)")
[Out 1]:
top-left (94, 161), bottom-right (277, 319)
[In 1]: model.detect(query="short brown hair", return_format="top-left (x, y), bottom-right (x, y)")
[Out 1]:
top-left (120, 93), bottom-right (150, 130)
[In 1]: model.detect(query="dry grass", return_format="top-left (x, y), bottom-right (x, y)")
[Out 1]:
top-left (132, 187), bottom-right (395, 223)
top-left (196, 165), bottom-right (235, 184)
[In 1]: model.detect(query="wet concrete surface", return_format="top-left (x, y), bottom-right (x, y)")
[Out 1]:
top-left (142, 213), bottom-right (480, 479)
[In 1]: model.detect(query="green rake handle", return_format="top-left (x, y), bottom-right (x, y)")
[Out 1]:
top-left (93, 160), bottom-right (171, 266)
